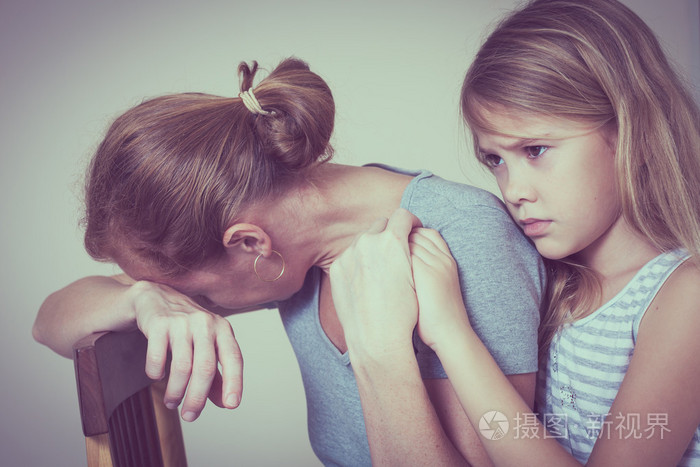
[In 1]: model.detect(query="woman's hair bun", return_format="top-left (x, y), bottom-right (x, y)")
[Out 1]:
top-left (238, 57), bottom-right (335, 172)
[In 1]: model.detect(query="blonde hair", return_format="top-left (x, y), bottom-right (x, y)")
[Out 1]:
top-left (84, 58), bottom-right (335, 275)
top-left (461, 0), bottom-right (700, 355)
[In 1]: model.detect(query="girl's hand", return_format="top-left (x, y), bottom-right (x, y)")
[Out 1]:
top-left (409, 228), bottom-right (472, 351)
top-left (329, 208), bottom-right (422, 360)
top-left (127, 280), bottom-right (243, 422)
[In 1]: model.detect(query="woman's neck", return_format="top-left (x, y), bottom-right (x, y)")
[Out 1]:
top-left (251, 163), bottom-right (414, 272)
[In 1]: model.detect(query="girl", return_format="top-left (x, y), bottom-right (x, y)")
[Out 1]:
top-left (330, 0), bottom-right (700, 465)
top-left (33, 58), bottom-right (544, 465)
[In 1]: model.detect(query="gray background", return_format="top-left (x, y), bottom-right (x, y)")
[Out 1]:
top-left (1, 1), bottom-right (698, 465)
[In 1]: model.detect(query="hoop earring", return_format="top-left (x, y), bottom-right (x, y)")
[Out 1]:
top-left (253, 250), bottom-right (286, 282)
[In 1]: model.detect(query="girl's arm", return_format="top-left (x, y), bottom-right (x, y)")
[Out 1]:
top-left (412, 228), bottom-right (700, 466)
top-left (33, 275), bottom-right (243, 422)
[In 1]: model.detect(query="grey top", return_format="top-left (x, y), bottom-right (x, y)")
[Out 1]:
top-left (279, 165), bottom-right (545, 466)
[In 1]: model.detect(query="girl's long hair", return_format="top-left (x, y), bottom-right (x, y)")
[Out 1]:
top-left (461, 0), bottom-right (700, 356)
top-left (83, 58), bottom-right (335, 275)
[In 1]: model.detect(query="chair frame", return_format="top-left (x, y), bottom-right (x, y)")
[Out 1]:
top-left (73, 330), bottom-right (187, 467)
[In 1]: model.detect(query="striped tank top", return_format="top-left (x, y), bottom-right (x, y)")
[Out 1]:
top-left (536, 249), bottom-right (700, 465)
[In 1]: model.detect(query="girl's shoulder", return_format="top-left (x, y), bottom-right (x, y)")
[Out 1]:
top-left (638, 257), bottom-right (700, 339)
top-left (652, 258), bottom-right (700, 310)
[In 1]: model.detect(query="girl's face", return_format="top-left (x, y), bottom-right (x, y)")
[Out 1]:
top-left (474, 110), bottom-right (621, 262)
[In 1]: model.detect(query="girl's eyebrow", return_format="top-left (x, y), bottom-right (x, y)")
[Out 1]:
top-left (478, 138), bottom-right (541, 154)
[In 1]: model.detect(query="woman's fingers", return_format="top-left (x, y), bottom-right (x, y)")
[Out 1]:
top-left (132, 281), bottom-right (245, 421)
top-left (206, 370), bottom-right (227, 409)
top-left (144, 326), bottom-right (169, 381)
top-left (179, 331), bottom-right (218, 421)
top-left (329, 208), bottom-right (422, 356)
top-left (164, 329), bottom-right (194, 411)
top-left (358, 209), bottom-right (420, 241)
top-left (386, 208), bottom-right (422, 238)
top-left (177, 317), bottom-right (243, 422)
top-left (216, 322), bottom-right (244, 409)
top-left (366, 216), bottom-right (389, 234)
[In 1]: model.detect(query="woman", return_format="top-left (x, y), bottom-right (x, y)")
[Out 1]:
top-left (33, 57), bottom-right (544, 466)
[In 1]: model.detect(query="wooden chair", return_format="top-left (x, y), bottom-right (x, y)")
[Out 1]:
top-left (73, 330), bottom-right (187, 467)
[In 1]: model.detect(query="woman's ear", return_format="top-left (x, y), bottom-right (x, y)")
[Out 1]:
top-left (222, 223), bottom-right (272, 256)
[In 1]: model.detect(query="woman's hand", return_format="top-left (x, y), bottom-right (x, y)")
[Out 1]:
top-left (127, 280), bottom-right (244, 422)
top-left (409, 228), bottom-right (472, 351)
top-left (329, 208), bottom-right (421, 361)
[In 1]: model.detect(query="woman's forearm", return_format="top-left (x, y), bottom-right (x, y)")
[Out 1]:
top-left (33, 275), bottom-right (137, 358)
top-left (35, 274), bottom-right (246, 420)
top-left (348, 343), bottom-right (471, 467)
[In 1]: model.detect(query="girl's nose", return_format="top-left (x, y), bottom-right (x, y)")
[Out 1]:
top-left (502, 170), bottom-right (536, 206)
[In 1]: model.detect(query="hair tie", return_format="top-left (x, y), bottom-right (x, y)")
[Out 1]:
top-left (239, 88), bottom-right (274, 116)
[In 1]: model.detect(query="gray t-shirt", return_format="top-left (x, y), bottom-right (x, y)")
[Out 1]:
top-left (279, 165), bottom-right (545, 466)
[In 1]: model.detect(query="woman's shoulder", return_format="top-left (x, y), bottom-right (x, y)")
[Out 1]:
top-left (367, 163), bottom-right (507, 214)
top-left (406, 174), bottom-right (514, 235)
top-left (413, 172), bottom-right (504, 208)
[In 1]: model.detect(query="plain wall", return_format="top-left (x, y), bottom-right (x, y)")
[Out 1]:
top-left (1, 1), bottom-right (697, 466)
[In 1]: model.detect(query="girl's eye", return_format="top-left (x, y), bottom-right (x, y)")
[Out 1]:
top-left (525, 146), bottom-right (548, 158)
top-left (482, 153), bottom-right (504, 168)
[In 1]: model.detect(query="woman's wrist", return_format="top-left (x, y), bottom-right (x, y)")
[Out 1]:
top-left (117, 280), bottom-right (153, 328)
top-left (349, 343), bottom-right (421, 386)
top-left (345, 331), bottom-right (417, 372)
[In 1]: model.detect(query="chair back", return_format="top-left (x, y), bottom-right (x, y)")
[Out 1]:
top-left (74, 330), bottom-right (187, 467)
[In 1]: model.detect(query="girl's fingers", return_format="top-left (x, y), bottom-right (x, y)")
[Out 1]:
top-left (409, 232), bottom-right (442, 265)
top-left (410, 228), bottom-right (453, 259)
top-left (417, 228), bottom-right (452, 253)
top-left (409, 238), bottom-right (431, 260)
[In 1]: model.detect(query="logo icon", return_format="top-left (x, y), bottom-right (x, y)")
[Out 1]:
top-left (479, 411), bottom-right (509, 440)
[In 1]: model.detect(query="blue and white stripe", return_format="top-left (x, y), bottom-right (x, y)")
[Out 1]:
top-left (536, 250), bottom-right (700, 465)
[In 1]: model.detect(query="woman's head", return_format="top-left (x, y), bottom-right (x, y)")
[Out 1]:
top-left (83, 58), bottom-right (335, 277)
top-left (461, 0), bottom-right (700, 256)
